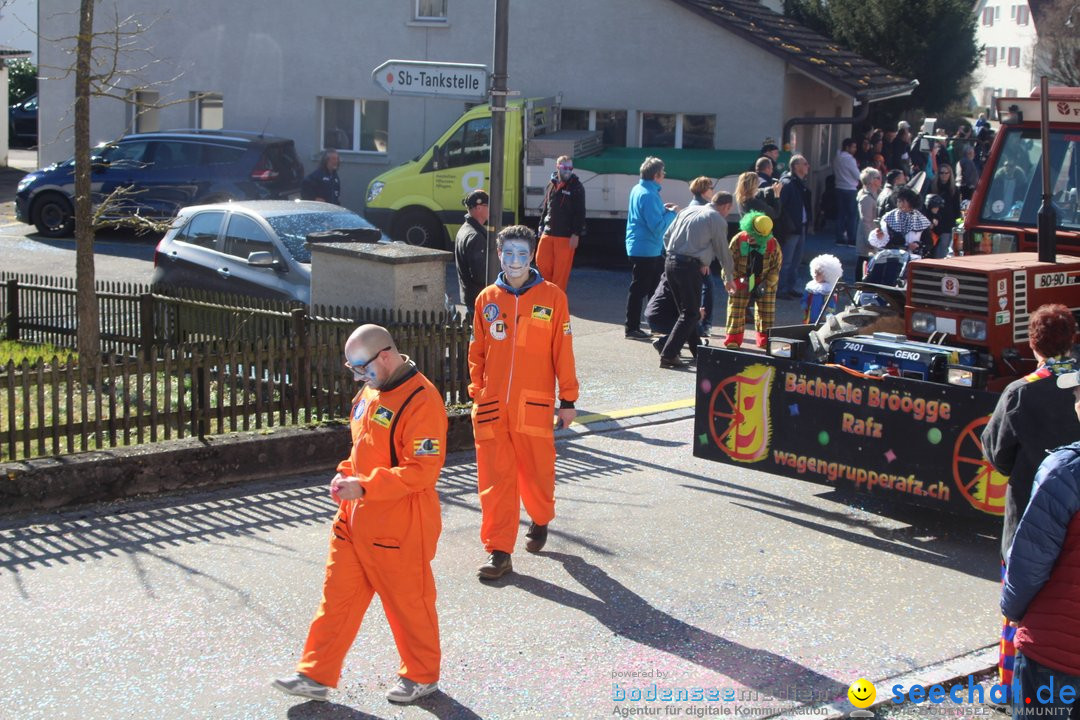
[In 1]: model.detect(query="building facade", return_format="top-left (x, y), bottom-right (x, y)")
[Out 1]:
top-left (970, 0), bottom-right (1039, 111)
top-left (36, 0), bottom-right (912, 212)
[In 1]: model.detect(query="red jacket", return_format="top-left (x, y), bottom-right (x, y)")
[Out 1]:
top-left (1003, 443), bottom-right (1080, 674)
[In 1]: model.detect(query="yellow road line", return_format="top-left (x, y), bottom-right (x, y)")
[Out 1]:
top-left (574, 397), bottom-right (695, 425)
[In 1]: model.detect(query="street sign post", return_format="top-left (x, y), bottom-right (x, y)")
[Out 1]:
top-left (371, 60), bottom-right (489, 101)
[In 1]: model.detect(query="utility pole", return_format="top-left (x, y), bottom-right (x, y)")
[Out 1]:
top-left (486, 0), bottom-right (509, 284)
top-left (1036, 76), bottom-right (1056, 263)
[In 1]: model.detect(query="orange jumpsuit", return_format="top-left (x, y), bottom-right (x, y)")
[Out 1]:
top-left (535, 234), bottom-right (575, 292)
top-left (469, 271), bottom-right (579, 554)
top-left (297, 363), bottom-right (447, 688)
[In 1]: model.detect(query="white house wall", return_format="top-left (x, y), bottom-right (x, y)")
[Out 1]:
top-left (970, 0), bottom-right (1039, 110)
top-left (38, 0), bottom-right (810, 212)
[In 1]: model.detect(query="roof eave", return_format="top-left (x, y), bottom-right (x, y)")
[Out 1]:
top-left (854, 79), bottom-right (921, 105)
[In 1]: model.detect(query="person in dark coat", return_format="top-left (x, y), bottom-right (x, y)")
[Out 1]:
top-left (982, 303), bottom-right (1080, 695)
top-left (454, 190), bottom-right (489, 313)
top-left (301, 150), bottom-right (341, 204)
top-left (536, 155), bottom-right (586, 292)
top-left (776, 155), bottom-right (811, 299)
top-left (1001, 368), bottom-right (1080, 719)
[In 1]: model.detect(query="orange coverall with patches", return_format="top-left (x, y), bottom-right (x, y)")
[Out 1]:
top-left (297, 363), bottom-right (447, 688)
top-left (469, 271), bottom-right (579, 554)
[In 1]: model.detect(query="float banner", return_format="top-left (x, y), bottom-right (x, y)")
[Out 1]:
top-left (693, 348), bottom-right (1006, 518)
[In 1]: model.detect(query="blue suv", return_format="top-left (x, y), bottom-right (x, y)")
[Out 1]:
top-left (15, 130), bottom-right (305, 237)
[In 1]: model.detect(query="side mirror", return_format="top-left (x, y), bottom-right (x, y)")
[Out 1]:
top-left (431, 144), bottom-right (442, 170)
top-left (90, 155), bottom-right (110, 172)
top-left (246, 250), bottom-right (281, 269)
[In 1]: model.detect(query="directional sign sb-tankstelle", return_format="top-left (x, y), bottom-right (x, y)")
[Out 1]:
top-left (372, 59), bottom-right (489, 101)
top-left (693, 347), bottom-right (1006, 518)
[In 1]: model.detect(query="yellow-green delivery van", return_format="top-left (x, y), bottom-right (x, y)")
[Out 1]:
top-left (364, 96), bottom-right (787, 249)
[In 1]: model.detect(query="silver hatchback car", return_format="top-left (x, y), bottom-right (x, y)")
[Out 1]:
top-left (151, 200), bottom-right (384, 304)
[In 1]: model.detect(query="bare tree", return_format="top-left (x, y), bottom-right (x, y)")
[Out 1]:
top-left (42, 1), bottom-right (183, 363)
top-left (73, 0), bottom-right (98, 364)
top-left (1033, 0), bottom-right (1080, 86)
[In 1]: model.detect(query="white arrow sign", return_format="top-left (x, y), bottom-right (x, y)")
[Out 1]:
top-left (372, 60), bottom-right (489, 101)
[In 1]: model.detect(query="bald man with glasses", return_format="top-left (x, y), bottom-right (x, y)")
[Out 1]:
top-left (274, 324), bottom-right (447, 706)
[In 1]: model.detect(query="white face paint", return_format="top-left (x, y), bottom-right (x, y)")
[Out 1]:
top-left (499, 239), bottom-right (532, 281)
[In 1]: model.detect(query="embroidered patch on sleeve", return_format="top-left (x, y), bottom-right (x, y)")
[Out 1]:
top-left (532, 305), bottom-right (553, 321)
top-left (372, 406), bottom-right (394, 428)
top-left (413, 438), bottom-right (441, 456)
top-left (562, 321), bottom-right (572, 335)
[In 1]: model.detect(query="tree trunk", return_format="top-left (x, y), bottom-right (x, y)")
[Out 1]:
top-left (74, 0), bottom-right (100, 366)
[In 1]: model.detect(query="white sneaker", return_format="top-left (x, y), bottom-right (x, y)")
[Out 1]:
top-left (272, 672), bottom-right (330, 701)
top-left (386, 676), bottom-right (439, 703)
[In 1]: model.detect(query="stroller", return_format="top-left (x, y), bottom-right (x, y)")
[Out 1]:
top-left (854, 248), bottom-right (911, 308)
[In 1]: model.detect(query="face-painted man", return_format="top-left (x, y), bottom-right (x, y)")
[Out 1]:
top-left (468, 225), bottom-right (579, 580)
top-left (274, 324), bottom-right (448, 705)
top-left (535, 154), bottom-right (586, 293)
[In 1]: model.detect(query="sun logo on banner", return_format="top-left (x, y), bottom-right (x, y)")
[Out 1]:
top-left (952, 415), bottom-right (1008, 515)
top-left (708, 364), bottom-right (775, 463)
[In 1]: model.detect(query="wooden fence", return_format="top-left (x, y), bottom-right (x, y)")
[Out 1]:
top-left (1, 273), bottom-right (472, 462)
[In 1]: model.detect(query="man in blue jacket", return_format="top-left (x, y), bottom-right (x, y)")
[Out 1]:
top-left (624, 156), bottom-right (679, 339)
top-left (1000, 368), bottom-right (1080, 719)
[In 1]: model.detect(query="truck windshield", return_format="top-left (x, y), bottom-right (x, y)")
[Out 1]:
top-left (978, 128), bottom-right (1080, 231)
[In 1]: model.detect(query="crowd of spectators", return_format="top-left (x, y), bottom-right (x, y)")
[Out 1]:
top-left (831, 116), bottom-right (995, 280)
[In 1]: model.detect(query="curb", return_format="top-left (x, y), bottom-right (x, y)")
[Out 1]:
top-left (775, 645), bottom-right (999, 719)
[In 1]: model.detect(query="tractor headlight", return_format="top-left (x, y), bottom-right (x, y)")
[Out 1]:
top-left (911, 311), bottom-right (936, 334)
top-left (960, 318), bottom-right (987, 341)
top-left (768, 339), bottom-right (793, 358)
top-left (947, 367), bottom-right (974, 387)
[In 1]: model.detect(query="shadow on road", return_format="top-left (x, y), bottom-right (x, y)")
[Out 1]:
top-left (505, 550), bottom-right (849, 701)
top-left (283, 689), bottom-right (483, 720)
top-left (580, 441), bottom-right (998, 582)
top-left (0, 482), bottom-right (335, 572)
top-left (22, 230), bottom-right (160, 261)
top-left (0, 444), bottom-right (632, 574)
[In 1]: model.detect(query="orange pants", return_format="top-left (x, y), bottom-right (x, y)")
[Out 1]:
top-left (476, 422), bottom-right (556, 553)
top-left (536, 234), bottom-right (575, 292)
top-left (297, 512), bottom-right (440, 687)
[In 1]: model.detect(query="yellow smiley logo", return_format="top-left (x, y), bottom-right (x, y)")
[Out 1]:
top-left (848, 678), bottom-right (876, 709)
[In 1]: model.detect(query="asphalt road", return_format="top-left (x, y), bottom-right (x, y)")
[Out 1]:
top-left (0, 412), bottom-right (1003, 720)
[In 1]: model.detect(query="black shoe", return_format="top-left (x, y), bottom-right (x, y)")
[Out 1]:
top-left (625, 328), bottom-right (650, 339)
top-left (660, 356), bottom-right (688, 369)
top-left (478, 550), bottom-right (513, 580)
top-left (525, 522), bottom-right (548, 553)
top-left (651, 337), bottom-right (664, 354)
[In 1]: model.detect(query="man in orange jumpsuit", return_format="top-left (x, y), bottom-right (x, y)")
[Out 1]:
top-left (535, 155), bottom-right (586, 292)
top-left (273, 324), bottom-right (447, 704)
top-left (469, 225), bottom-right (579, 580)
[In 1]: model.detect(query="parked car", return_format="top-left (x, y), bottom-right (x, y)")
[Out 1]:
top-left (151, 200), bottom-right (386, 304)
top-left (15, 129), bottom-right (305, 237)
top-left (8, 92), bottom-right (37, 146)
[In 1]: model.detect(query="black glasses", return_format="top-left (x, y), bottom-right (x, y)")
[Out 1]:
top-left (344, 346), bottom-right (392, 377)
